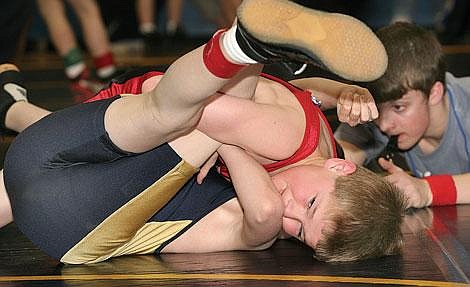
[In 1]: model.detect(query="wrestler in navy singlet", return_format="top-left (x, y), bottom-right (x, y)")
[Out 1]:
top-left (4, 96), bottom-right (235, 264)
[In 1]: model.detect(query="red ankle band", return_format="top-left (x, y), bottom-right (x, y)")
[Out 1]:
top-left (424, 175), bottom-right (457, 206)
top-left (203, 29), bottom-right (245, 79)
top-left (93, 52), bottom-right (115, 69)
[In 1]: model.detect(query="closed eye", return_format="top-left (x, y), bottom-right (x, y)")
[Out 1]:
top-left (298, 198), bottom-right (316, 241)
top-left (297, 226), bottom-right (303, 239)
top-left (308, 198), bottom-right (315, 209)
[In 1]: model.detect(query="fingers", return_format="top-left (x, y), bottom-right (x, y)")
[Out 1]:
top-left (378, 157), bottom-right (403, 173)
top-left (196, 152), bottom-right (218, 184)
top-left (350, 93), bottom-right (363, 125)
top-left (337, 91), bottom-right (378, 126)
top-left (360, 94), bottom-right (370, 123)
top-left (196, 169), bottom-right (209, 184)
top-left (337, 93), bottom-right (350, 123)
top-left (367, 96), bottom-right (379, 119)
top-left (338, 91), bottom-right (358, 125)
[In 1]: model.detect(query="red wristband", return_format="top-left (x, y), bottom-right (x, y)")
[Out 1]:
top-left (203, 29), bottom-right (245, 79)
top-left (424, 175), bottom-right (457, 206)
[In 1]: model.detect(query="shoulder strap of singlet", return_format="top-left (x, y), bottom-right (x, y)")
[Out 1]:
top-left (262, 73), bottom-right (339, 158)
top-left (218, 73), bottom-right (337, 178)
top-left (259, 73), bottom-right (322, 172)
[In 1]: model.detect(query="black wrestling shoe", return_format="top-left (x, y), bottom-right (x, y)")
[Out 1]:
top-left (0, 64), bottom-right (28, 132)
top-left (236, 0), bottom-right (388, 81)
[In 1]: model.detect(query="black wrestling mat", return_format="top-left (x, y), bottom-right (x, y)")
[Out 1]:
top-left (1, 206), bottom-right (470, 286)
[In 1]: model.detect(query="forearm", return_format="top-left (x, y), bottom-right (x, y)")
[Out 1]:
top-left (289, 77), bottom-right (355, 110)
top-left (218, 145), bottom-right (283, 246)
top-left (451, 173), bottom-right (470, 204)
top-left (336, 140), bottom-right (367, 165)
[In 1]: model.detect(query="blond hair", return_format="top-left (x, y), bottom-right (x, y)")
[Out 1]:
top-left (314, 166), bottom-right (406, 262)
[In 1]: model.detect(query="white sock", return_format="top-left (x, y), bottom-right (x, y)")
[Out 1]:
top-left (97, 66), bottom-right (116, 79)
top-left (166, 21), bottom-right (178, 34)
top-left (65, 62), bottom-right (86, 80)
top-left (222, 26), bottom-right (257, 64)
top-left (139, 23), bottom-right (157, 35)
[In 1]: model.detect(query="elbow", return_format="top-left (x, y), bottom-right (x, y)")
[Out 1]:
top-left (242, 190), bottom-right (284, 247)
top-left (251, 196), bottom-right (284, 226)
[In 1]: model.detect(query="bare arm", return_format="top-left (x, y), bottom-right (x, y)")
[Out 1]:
top-left (454, 173), bottom-right (470, 204)
top-left (198, 94), bottom-right (303, 161)
top-left (289, 77), bottom-right (378, 126)
top-left (217, 145), bottom-right (284, 248)
top-left (290, 77), bottom-right (356, 109)
top-left (336, 139), bottom-right (368, 166)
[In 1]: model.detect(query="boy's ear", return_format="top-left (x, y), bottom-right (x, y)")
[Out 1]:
top-left (325, 158), bottom-right (357, 175)
top-left (428, 81), bottom-right (445, 106)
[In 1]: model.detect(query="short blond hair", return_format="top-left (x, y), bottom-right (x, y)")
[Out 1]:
top-left (314, 166), bottom-right (406, 262)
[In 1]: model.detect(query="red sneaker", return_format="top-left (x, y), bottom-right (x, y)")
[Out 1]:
top-left (70, 78), bottom-right (106, 103)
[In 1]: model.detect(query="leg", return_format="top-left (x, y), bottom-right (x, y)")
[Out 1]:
top-left (5, 102), bottom-right (50, 133)
top-left (67, 0), bottom-right (111, 58)
top-left (101, 0), bottom-right (385, 153)
top-left (103, 42), bottom-right (247, 153)
top-left (36, 0), bottom-right (77, 57)
top-left (67, 0), bottom-right (117, 80)
top-left (0, 64), bottom-right (49, 228)
top-left (3, 97), bottom-right (207, 263)
top-left (108, 0), bottom-right (390, 153)
top-left (0, 64), bottom-right (49, 133)
top-left (1, 26), bottom-right (254, 258)
top-left (136, 0), bottom-right (157, 36)
top-left (165, 0), bottom-right (184, 35)
top-left (36, 0), bottom-right (102, 100)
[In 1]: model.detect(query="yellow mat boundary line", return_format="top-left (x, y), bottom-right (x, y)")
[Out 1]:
top-left (0, 273), bottom-right (469, 286)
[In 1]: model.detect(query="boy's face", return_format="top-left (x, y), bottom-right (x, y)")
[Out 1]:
top-left (375, 90), bottom-right (430, 150)
top-left (276, 159), bottom-right (356, 249)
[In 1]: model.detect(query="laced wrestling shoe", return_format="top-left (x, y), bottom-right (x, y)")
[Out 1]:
top-left (0, 64), bottom-right (28, 133)
top-left (236, 0), bottom-right (388, 81)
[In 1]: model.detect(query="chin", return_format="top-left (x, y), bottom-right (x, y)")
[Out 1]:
top-left (397, 136), bottom-right (418, 151)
